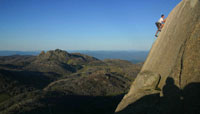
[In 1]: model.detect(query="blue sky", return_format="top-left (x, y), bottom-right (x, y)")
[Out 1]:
top-left (0, 0), bottom-right (181, 51)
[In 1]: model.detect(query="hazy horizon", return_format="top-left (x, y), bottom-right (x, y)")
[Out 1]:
top-left (0, 50), bottom-right (149, 63)
top-left (0, 49), bottom-right (149, 52)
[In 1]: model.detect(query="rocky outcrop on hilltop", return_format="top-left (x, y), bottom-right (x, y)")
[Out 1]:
top-left (116, 0), bottom-right (200, 113)
top-left (25, 49), bottom-right (100, 74)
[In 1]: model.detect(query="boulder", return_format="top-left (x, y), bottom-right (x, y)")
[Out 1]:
top-left (116, 0), bottom-right (200, 112)
top-left (115, 71), bottom-right (160, 112)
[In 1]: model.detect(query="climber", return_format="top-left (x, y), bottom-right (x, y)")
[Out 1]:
top-left (155, 14), bottom-right (167, 37)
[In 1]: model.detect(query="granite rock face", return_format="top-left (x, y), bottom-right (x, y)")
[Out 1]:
top-left (115, 71), bottom-right (161, 112)
top-left (116, 0), bottom-right (200, 113)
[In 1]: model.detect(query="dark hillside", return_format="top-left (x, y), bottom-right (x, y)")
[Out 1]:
top-left (0, 49), bottom-right (142, 114)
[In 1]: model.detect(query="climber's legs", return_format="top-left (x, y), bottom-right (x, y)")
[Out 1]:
top-left (155, 22), bottom-right (162, 37)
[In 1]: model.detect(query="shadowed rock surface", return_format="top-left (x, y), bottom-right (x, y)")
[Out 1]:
top-left (116, 0), bottom-right (200, 113)
top-left (116, 78), bottom-right (200, 114)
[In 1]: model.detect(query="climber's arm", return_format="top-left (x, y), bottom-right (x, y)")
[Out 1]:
top-left (163, 18), bottom-right (167, 23)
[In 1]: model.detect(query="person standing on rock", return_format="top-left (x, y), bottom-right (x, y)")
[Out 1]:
top-left (155, 14), bottom-right (167, 37)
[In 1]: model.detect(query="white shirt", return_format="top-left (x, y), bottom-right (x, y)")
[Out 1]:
top-left (158, 17), bottom-right (164, 23)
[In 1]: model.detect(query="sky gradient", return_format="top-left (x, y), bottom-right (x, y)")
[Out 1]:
top-left (0, 0), bottom-right (181, 51)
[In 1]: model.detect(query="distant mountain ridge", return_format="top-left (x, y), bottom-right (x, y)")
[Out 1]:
top-left (0, 51), bottom-right (40, 56)
top-left (0, 50), bottom-right (149, 63)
